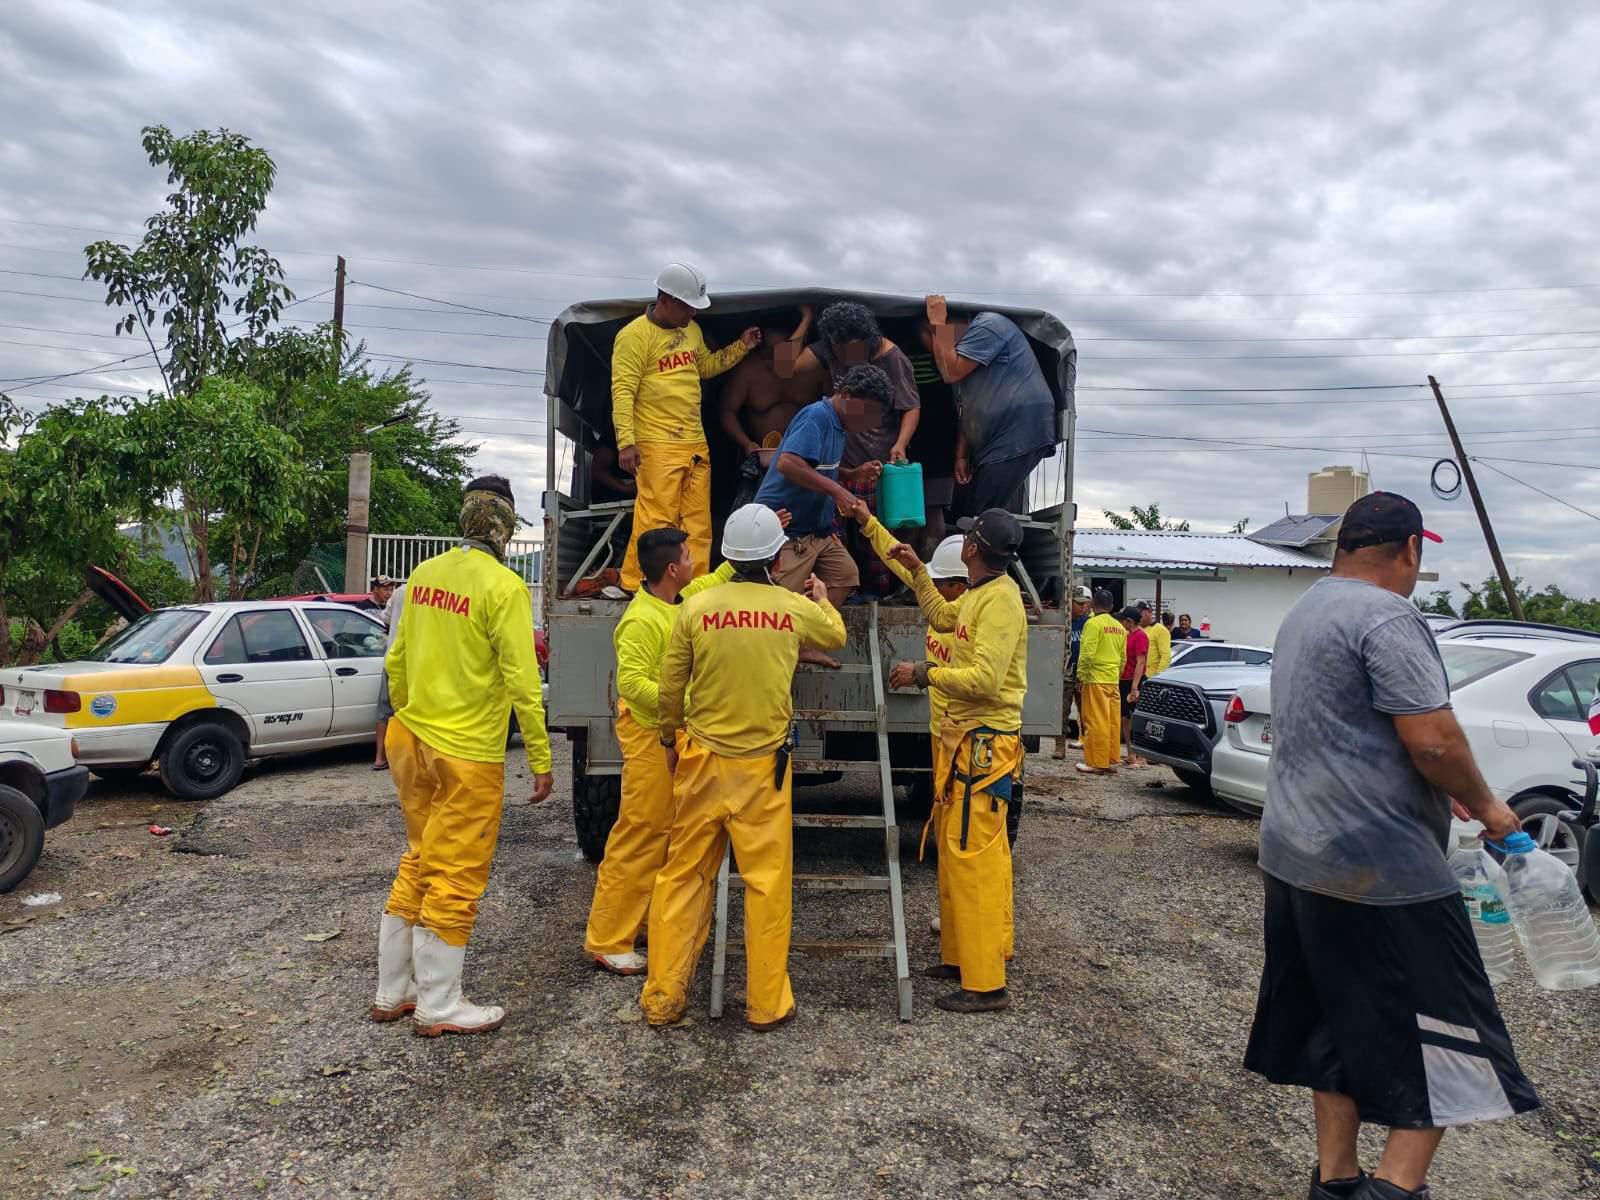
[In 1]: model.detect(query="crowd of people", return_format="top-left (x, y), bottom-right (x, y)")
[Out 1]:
top-left (355, 258), bottom-right (1546, 1200)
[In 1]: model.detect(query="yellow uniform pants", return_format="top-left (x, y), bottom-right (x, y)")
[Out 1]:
top-left (932, 724), bottom-right (1019, 993)
top-left (1080, 682), bottom-right (1120, 770)
top-left (640, 736), bottom-right (795, 1026)
top-left (584, 710), bottom-right (676, 956)
top-left (620, 440), bottom-right (712, 592)
top-left (383, 719), bottom-right (506, 947)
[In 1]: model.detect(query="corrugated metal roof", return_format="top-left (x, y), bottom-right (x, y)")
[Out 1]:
top-left (1072, 529), bottom-right (1331, 571)
top-left (1250, 513), bottom-right (1343, 547)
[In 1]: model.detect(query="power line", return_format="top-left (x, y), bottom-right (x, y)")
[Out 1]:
top-left (1471, 459), bottom-right (1600, 522)
top-left (0, 286), bottom-right (103, 305)
top-left (1079, 382), bottom-right (1423, 393)
top-left (285, 316), bottom-right (545, 341)
top-left (363, 351), bottom-right (541, 375)
top-left (1086, 343), bottom-right (1600, 361)
top-left (348, 280), bottom-right (553, 324)
top-left (1077, 328), bottom-right (1600, 343)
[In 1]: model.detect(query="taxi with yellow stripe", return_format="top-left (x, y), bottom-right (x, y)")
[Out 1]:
top-left (0, 601), bottom-right (388, 800)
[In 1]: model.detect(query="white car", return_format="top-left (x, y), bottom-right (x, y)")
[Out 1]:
top-left (1212, 632), bottom-right (1600, 893)
top-left (1168, 640), bottom-right (1273, 668)
top-left (0, 720), bottom-right (87, 891)
top-left (1, 601), bottom-right (388, 801)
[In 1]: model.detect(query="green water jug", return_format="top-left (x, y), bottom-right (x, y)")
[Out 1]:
top-left (877, 461), bottom-right (925, 529)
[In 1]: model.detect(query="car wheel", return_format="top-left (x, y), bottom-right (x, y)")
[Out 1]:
top-left (89, 764), bottom-right (150, 783)
top-left (159, 721), bottom-right (245, 801)
top-left (571, 738), bottom-right (620, 865)
top-left (1175, 768), bottom-right (1214, 800)
top-left (1510, 792), bottom-right (1588, 893)
top-left (0, 783), bottom-right (46, 893)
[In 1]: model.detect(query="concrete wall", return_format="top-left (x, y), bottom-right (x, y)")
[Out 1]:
top-left (1118, 568), bottom-right (1325, 647)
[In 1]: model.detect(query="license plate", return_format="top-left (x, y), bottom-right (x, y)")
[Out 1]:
top-left (15, 689), bottom-right (37, 716)
top-left (1260, 719), bottom-right (1273, 745)
top-left (1145, 720), bottom-right (1166, 743)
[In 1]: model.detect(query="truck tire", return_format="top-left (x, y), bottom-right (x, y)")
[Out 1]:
top-left (159, 720), bottom-right (245, 801)
top-left (572, 739), bottom-right (621, 865)
top-left (0, 783), bottom-right (45, 893)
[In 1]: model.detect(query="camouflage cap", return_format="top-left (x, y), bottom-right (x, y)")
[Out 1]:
top-left (460, 489), bottom-right (518, 558)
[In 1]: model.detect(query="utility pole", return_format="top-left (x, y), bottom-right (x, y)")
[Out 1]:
top-left (332, 255), bottom-right (347, 366)
top-left (1428, 375), bottom-right (1524, 621)
top-left (343, 450), bottom-right (372, 594)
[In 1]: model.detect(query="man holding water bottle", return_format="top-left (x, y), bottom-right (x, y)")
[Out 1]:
top-left (1246, 493), bottom-right (1537, 1200)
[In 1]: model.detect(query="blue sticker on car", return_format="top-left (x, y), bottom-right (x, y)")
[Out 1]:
top-left (90, 694), bottom-right (117, 718)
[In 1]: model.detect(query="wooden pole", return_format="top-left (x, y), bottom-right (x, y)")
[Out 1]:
top-left (1427, 375), bottom-right (1524, 621)
top-left (332, 255), bottom-right (347, 365)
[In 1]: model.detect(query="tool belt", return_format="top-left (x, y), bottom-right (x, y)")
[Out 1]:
top-left (922, 721), bottom-right (1024, 859)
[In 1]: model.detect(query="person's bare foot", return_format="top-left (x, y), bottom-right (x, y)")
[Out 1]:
top-left (798, 647), bottom-right (841, 669)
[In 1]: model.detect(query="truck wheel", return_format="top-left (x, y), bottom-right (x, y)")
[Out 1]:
top-left (572, 740), bottom-right (621, 865)
top-left (1175, 768), bottom-right (1214, 800)
top-left (159, 721), bottom-right (245, 801)
top-left (0, 783), bottom-right (46, 893)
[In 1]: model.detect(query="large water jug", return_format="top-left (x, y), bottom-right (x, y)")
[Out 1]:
top-left (1449, 829), bottom-right (1514, 985)
top-left (877, 461), bottom-right (925, 529)
top-left (1496, 830), bottom-right (1600, 991)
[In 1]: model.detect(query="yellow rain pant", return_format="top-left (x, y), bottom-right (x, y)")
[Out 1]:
top-left (1080, 682), bottom-right (1120, 770)
top-left (640, 737), bottom-right (795, 1027)
top-left (620, 440), bottom-right (712, 592)
top-left (931, 721), bottom-right (1021, 993)
top-left (383, 719), bottom-right (506, 947)
top-left (584, 710), bottom-right (677, 956)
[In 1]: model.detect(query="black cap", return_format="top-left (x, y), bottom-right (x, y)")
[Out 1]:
top-left (1117, 606), bottom-right (1142, 622)
top-left (465, 473), bottom-right (515, 503)
top-left (957, 509), bottom-right (1024, 560)
top-left (1336, 492), bottom-right (1442, 551)
top-left (1092, 588), bottom-right (1115, 609)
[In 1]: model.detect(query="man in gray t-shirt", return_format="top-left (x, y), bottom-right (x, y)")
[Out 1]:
top-left (1245, 493), bottom-right (1534, 1200)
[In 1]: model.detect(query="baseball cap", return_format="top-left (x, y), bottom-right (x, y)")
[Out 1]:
top-left (1336, 492), bottom-right (1442, 551)
top-left (372, 575), bottom-right (399, 588)
top-left (956, 509), bottom-right (1024, 560)
top-left (1117, 606), bottom-right (1142, 622)
top-left (1071, 585), bottom-right (1093, 601)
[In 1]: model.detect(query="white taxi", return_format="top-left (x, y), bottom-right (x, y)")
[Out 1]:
top-left (0, 601), bottom-right (388, 800)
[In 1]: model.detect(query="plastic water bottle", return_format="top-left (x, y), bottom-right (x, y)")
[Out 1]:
top-left (1449, 830), bottom-right (1514, 984)
top-left (1496, 830), bottom-right (1600, 991)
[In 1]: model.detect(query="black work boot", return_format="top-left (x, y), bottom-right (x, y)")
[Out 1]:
top-left (922, 963), bottom-right (960, 981)
top-left (1359, 1178), bottom-right (1430, 1200)
top-left (934, 987), bottom-right (1011, 1013)
top-left (1309, 1167), bottom-right (1367, 1200)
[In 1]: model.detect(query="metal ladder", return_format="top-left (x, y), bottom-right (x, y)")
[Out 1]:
top-left (708, 602), bottom-right (914, 1021)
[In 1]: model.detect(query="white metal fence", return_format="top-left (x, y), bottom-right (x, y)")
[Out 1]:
top-left (367, 534), bottom-right (543, 609)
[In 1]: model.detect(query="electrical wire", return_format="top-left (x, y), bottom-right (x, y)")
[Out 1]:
top-left (350, 280), bottom-right (553, 324)
top-left (1472, 459), bottom-right (1600, 522)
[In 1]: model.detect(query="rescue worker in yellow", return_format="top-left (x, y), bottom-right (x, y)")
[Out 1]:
top-left (877, 508), bottom-right (1028, 1013)
top-left (1141, 604), bottom-right (1172, 676)
top-left (612, 262), bottom-right (762, 592)
top-left (583, 526), bottom-right (737, 974)
top-left (371, 476), bottom-right (554, 1037)
top-left (640, 504), bottom-right (847, 1030)
top-left (1076, 588), bottom-right (1126, 777)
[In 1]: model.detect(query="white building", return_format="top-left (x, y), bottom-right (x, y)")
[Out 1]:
top-left (1071, 529), bottom-right (1331, 646)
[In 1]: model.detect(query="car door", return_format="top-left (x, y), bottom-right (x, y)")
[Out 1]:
top-left (1530, 659), bottom-right (1600, 764)
top-left (198, 609), bottom-right (334, 746)
top-left (300, 605), bottom-right (387, 736)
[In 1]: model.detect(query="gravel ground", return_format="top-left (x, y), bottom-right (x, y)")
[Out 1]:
top-left (2, 743), bottom-right (1597, 1199)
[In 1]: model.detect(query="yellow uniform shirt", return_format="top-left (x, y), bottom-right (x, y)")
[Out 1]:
top-left (1145, 622), bottom-right (1173, 676)
top-left (910, 566), bottom-right (1029, 731)
top-left (610, 312), bottom-right (749, 449)
top-left (613, 562), bottom-right (733, 730)
top-left (385, 545), bottom-right (552, 770)
top-left (1076, 612), bottom-right (1127, 685)
top-left (658, 580), bottom-right (847, 758)
top-left (859, 515), bottom-right (955, 732)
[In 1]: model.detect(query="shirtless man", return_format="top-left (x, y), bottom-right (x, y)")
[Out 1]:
top-left (719, 307), bottom-right (825, 464)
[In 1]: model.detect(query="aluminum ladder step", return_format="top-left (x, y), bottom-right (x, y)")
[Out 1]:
top-left (710, 602), bottom-right (913, 1022)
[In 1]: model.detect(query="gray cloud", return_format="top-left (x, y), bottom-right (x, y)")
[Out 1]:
top-left (2, 0), bottom-right (1597, 601)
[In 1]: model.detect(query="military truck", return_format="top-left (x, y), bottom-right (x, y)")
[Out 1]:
top-left (539, 289), bottom-right (1076, 861)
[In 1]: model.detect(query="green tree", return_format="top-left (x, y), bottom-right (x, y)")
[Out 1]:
top-left (1415, 589), bottom-right (1459, 617)
top-left (83, 125), bottom-right (292, 398)
top-left (1230, 517), bottom-right (1250, 534)
top-left (1102, 502), bottom-right (1191, 531)
top-left (1459, 576), bottom-right (1600, 632)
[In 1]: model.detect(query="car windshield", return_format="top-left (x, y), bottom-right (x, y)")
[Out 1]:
top-left (1437, 643), bottom-right (1531, 692)
top-left (90, 609), bottom-right (207, 664)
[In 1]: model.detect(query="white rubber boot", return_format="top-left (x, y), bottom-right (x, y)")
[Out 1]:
top-left (371, 913), bottom-right (418, 1022)
top-left (411, 926), bottom-right (506, 1037)
top-left (593, 951), bottom-right (647, 976)
top-left (930, 914), bottom-right (942, 934)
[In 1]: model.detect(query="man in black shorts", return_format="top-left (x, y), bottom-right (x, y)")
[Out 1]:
top-left (1247, 493), bottom-right (1536, 1200)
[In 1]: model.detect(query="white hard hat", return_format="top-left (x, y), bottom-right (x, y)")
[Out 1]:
top-left (722, 504), bottom-right (787, 562)
top-left (654, 262), bottom-right (710, 310)
top-left (927, 535), bottom-right (968, 581)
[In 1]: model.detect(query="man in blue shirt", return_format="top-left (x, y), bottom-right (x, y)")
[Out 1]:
top-left (754, 364), bottom-right (890, 616)
top-left (921, 295), bottom-right (1057, 519)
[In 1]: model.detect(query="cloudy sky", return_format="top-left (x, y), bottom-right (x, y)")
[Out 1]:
top-left (3, 1), bottom-right (1598, 602)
